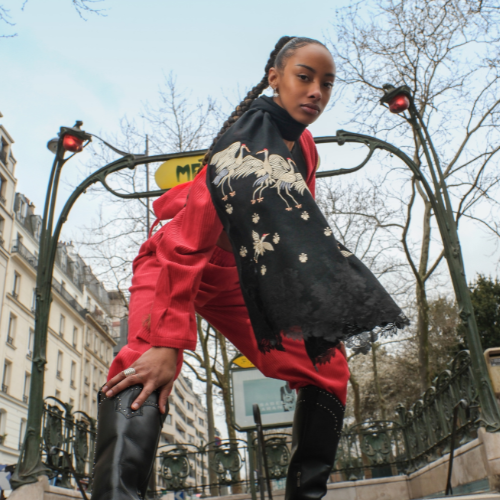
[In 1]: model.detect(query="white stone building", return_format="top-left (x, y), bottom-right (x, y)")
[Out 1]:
top-left (0, 115), bottom-right (117, 466)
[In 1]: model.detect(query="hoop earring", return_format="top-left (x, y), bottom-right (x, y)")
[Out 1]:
top-left (273, 87), bottom-right (280, 98)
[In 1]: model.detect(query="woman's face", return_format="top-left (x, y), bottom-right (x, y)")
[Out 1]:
top-left (268, 44), bottom-right (336, 126)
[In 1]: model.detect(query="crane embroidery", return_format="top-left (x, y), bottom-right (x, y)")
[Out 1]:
top-left (211, 142), bottom-right (251, 200)
top-left (211, 142), bottom-right (310, 209)
top-left (252, 231), bottom-right (274, 262)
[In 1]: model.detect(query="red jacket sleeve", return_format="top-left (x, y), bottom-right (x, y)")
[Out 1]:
top-left (148, 166), bottom-right (222, 349)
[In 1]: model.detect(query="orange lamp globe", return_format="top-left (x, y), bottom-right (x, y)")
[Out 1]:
top-left (62, 134), bottom-right (84, 153)
top-left (388, 94), bottom-right (410, 114)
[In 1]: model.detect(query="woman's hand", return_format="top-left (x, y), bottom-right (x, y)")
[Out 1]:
top-left (102, 347), bottom-right (178, 414)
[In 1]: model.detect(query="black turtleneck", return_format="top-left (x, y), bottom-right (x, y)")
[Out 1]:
top-left (250, 95), bottom-right (307, 142)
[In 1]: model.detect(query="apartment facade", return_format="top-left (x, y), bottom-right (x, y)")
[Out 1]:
top-left (0, 115), bottom-right (118, 465)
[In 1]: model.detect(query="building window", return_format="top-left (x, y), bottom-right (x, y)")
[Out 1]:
top-left (31, 288), bottom-right (36, 312)
top-left (94, 334), bottom-right (98, 354)
top-left (70, 361), bottom-right (76, 389)
top-left (69, 397), bottom-right (75, 408)
top-left (92, 366), bottom-right (97, 391)
top-left (100, 340), bottom-right (104, 359)
top-left (106, 347), bottom-right (111, 364)
top-left (59, 315), bottom-right (65, 337)
top-left (56, 351), bottom-right (63, 380)
top-left (92, 398), bottom-right (97, 418)
top-left (176, 425), bottom-right (186, 440)
top-left (84, 360), bottom-right (90, 385)
top-left (0, 215), bottom-right (5, 246)
top-left (188, 434), bottom-right (194, 443)
top-left (12, 272), bottom-right (21, 298)
top-left (72, 327), bottom-right (78, 348)
top-left (0, 411), bottom-right (6, 444)
top-left (23, 372), bottom-right (30, 403)
top-left (198, 417), bottom-right (204, 426)
top-left (55, 389), bottom-right (61, 399)
top-left (27, 328), bottom-right (34, 359)
top-left (186, 401), bottom-right (194, 412)
top-left (2, 360), bottom-right (12, 393)
top-left (85, 328), bottom-right (91, 347)
top-left (83, 394), bottom-right (88, 413)
top-left (0, 176), bottom-right (5, 204)
top-left (175, 387), bottom-right (185, 405)
top-left (6, 314), bottom-right (16, 346)
top-left (166, 414), bottom-right (172, 425)
top-left (19, 418), bottom-right (27, 450)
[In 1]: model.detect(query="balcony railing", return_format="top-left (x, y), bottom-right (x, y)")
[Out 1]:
top-left (51, 278), bottom-right (87, 317)
top-left (11, 239), bottom-right (38, 268)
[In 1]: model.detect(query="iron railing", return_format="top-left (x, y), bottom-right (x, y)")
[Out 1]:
top-left (11, 239), bottom-right (38, 268)
top-left (51, 278), bottom-right (87, 317)
top-left (36, 350), bottom-right (480, 496)
top-left (39, 397), bottom-right (96, 491)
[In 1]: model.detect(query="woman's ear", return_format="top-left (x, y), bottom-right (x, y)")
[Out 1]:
top-left (268, 67), bottom-right (280, 91)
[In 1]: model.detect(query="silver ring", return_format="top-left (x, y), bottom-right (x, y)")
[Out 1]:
top-left (123, 368), bottom-right (136, 377)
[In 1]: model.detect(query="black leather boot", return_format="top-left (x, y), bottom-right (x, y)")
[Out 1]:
top-left (91, 385), bottom-right (167, 500)
top-left (285, 386), bottom-right (345, 500)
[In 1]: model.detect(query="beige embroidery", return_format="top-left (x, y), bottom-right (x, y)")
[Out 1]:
top-left (252, 213), bottom-right (260, 224)
top-left (273, 233), bottom-right (280, 244)
top-left (301, 211), bottom-right (310, 220)
top-left (299, 253), bottom-right (308, 263)
top-left (338, 244), bottom-right (353, 258)
top-left (324, 227), bottom-right (333, 236)
top-left (240, 246), bottom-right (248, 258)
top-left (261, 265), bottom-right (267, 276)
top-left (225, 204), bottom-right (233, 214)
top-left (214, 143), bottom-right (309, 209)
top-left (211, 141), bottom-right (250, 200)
top-left (253, 231), bottom-right (274, 262)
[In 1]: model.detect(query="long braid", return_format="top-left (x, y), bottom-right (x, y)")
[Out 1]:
top-left (203, 36), bottom-right (295, 165)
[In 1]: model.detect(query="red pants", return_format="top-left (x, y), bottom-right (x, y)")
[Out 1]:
top-left (108, 246), bottom-right (350, 405)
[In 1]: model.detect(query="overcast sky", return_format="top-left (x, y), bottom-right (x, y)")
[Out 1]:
top-left (1, 0), bottom-right (498, 282)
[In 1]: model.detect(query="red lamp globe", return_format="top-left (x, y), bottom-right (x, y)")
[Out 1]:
top-left (388, 93), bottom-right (410, 114)
top-left (62, 134), bottom-right (84, 153)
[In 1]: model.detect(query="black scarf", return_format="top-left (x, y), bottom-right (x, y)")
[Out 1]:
top-left (206, 96), bottom-right (409, 365)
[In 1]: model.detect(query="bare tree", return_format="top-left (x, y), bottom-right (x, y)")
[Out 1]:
top-left (327, 0), bottom-right (500, 389)
top-left (76, 74), bottom-right (220, 299)
top-left (1, 0), bottom-right (104, 37)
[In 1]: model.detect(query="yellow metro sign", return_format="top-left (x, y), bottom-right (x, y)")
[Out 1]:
top-left (155, 152), bottom-right (206, 190)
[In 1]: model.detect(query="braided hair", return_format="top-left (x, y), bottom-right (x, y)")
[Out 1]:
top-left (203, 36), bottom-right (327, 164)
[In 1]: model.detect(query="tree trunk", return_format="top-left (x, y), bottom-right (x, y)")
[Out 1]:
top-left (371, 341), bottom-right (387, 421)
top-left (197, 316), bottom-right (218, 495)
top-left (216, 331), bottom-right (243, 493)
top-left (416, 198), bottom-right (433, 390)
top-left (348, 372), bottom-right (362, 425)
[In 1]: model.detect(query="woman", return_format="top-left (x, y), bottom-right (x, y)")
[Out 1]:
top-left (92, 36), bottom-right (408, 500)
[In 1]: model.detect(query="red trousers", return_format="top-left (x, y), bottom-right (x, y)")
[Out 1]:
top-left (108, 246), bottom-right (350, 405)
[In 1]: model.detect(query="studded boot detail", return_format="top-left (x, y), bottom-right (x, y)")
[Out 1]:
top-left (91, 385), bottom-right (167, 500)
top-left (285, 386), bottom-right (345, 500)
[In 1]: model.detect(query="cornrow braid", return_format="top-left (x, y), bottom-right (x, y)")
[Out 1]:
top-left (203, 35), bottom-right (295, 165)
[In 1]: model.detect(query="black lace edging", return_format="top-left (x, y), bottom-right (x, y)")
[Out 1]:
top-left (256, 313), bottom-right (410, 364)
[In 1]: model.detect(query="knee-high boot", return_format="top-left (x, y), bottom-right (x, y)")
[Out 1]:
top-left (91, 385), bottom-right (167, 500)
top-left (285, 386), bottom-right (345, 500)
